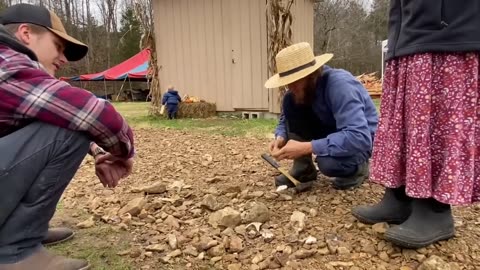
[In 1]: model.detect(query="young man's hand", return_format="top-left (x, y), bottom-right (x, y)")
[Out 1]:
top-left (95, 162), bottom-right (126, 188)
top-left (94, 152), bottom-right (134, 188)
top-left (269, 136), bottom-right (286, 154)
top-left (271, 140), bottom-right (312, 160)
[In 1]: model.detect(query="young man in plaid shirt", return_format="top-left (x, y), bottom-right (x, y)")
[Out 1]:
top-left (0, 4), bottom-right (135, 270)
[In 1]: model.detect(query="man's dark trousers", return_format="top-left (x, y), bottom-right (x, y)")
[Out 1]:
top-left (0, 122), bottom-right (89, 264)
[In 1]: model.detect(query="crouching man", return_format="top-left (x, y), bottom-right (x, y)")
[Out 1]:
top-left (266, 42), bottom-right (378, 191)
top-left (0, 4), bottom-right (135, 270)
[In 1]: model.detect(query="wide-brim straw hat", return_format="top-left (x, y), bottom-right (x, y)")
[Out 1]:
top-left (265, 42), bottom-right (333, 89)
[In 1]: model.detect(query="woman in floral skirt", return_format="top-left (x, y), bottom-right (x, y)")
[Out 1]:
top-left (352, 0), bottom-right (480, 248)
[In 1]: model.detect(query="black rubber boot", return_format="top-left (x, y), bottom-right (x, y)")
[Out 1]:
top-left (385, 198), bottom-right (455, 249)
top-left (274, 154), bottom-right (317, 188)
top-left (352, 186), bottom-right (412, 224)
top-left (331, 161), bottom-right (369, 190)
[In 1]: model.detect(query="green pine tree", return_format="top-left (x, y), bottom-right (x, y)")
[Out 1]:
top-left (118, 8), bottom-right (142, 60)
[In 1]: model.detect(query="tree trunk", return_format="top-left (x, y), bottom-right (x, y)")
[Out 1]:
top-left (85, 0), bottom-right (92, 73)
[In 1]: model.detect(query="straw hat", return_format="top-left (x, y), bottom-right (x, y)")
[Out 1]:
top-left (265, 42), bottom-right (333, 88)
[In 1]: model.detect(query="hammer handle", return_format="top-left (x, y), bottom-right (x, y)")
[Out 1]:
top-left (261, 153), bottom-right (301, 187)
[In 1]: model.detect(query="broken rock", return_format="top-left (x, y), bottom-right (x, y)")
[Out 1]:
top-left (145, 244), bottom-right (167, 252)
top-left (304, 236), bottom-right (317, 245)
top-left (119, 197), bottom-right (146, 216)
top-left (168, 249), bottom-right (182, 258)
top-left (243, 202), bottom-right (270, 223)
top-left (207, 244), bottom-right (225, 257)
top-left (132, 182), bottom-right (167, 194)
top-left (328, 261), bottom-right (355, 267)
top-left (76, 216), bottom-right (95, 229)
top-left (417, 255), bottom-right (451, 270)
top-left (227, 263), bottom-right (242, 270)
top-left (291, 249), bottom-right (317, 259)
top-left (228, 235), bottom-right (244, 253)
top-left (196, 237), bottom-right (219, 251)
top-left (201, 194), bottom-right (218, 211)
top-left (290, 211), bottom-right (306, 232)
top-left (252, 253), bottom-right (264, 264)
top-left (208, 207), bottom-right (241, 228)
top-left (164, 215), bottom-right (180, 230)
top-left (261, 229), bottom-right (274, 242)
top-left (183, 245), bottom-right (199, 257)
top-left (167, 234), bottom-right (177, 249)
top-left (372, 222), bottom-right (389, 234)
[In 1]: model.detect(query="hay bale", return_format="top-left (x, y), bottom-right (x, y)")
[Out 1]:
top-left (178, 102), bottom-right (216, 118)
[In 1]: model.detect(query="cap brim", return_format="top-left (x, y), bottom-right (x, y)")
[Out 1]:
top-left (264, 53), bottom-right (334, 89)
top-left (48, 27), bottom-right (88, 62)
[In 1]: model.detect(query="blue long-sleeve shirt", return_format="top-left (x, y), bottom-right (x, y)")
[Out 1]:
top-left (275, 66), bottom-right (378, 157)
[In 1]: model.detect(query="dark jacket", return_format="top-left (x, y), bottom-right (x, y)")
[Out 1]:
top-left (162, 90), bottom-right (181, 105)
top-left (386, 0), bottom-right (480, 60)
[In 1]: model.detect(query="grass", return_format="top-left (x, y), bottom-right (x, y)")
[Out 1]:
top-left (372, 98), bottom-right (381, 112)
top-left (50, 226), bottom-right (133, 270)
top-left (112, 102), bottom-right (277, 138)
top-left (111, 100), bottom-right (381, 137)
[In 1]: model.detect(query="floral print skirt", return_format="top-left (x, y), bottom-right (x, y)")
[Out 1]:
top-left (370, 52), bottom-right (480, 205)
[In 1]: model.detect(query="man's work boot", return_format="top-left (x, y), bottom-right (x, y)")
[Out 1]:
top-left (42, 227), bottom-right (75, 246)
top-left (274, 154), bottom-right (317, 192)
top-left (352, 186), bottom-right (412, 224)
top-left (331, 161), bottom-right (369, 190)
top-left (385, 198), bottom-right (455, 249)
top-left (0, 246), bottom-right (89, 270)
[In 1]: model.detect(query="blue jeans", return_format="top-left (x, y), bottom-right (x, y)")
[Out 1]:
top-left (282, 92), bottom-right (370, 177)
top-left (0, 122), bottom-right (89, 263)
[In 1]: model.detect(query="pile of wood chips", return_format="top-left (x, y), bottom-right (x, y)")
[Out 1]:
top-left (356, 72), bottom-right (382, 98)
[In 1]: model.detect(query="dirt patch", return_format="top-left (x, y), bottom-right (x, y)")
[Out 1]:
top-left (51, 128), bottom-right (480, 269)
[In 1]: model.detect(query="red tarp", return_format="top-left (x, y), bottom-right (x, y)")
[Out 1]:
top-left (60, 48), bottom-right (151, 81)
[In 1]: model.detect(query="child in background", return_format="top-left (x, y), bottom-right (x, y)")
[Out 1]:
top-left (162, 85), bottom-right (182, 119)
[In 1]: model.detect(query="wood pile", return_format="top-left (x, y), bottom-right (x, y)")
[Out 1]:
top-left (356, 72), bottom-right (382, 98)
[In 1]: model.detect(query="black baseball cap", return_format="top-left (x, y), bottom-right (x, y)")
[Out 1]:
top-left (0, 3), bottom-right (88, 61)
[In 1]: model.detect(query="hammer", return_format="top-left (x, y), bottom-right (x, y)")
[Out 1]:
top-left (261, 153), bottom-right (302, 189)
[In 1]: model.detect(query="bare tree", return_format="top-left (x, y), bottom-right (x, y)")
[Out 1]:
top-left (98, 0), bottom-right (118, 67)
top-left (132, 0), bottom-right (159, 111)
top-left (314, 0), bottom-right (347, 53)
top-left (313, 0), bottom-right (384, 75)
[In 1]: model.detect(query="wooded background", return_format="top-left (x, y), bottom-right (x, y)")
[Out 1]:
top-left (0, 0), bottom-right (388, 89)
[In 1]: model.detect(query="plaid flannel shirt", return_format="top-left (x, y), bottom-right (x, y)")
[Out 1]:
top-left (0, 45), bottom-right (134, 158)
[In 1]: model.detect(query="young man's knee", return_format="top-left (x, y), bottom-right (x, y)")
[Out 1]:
top-left (27, 122), bottom-right (90, 151)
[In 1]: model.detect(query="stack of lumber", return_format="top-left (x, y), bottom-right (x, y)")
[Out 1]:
top-left (356, 72), bottom-right (382, 98)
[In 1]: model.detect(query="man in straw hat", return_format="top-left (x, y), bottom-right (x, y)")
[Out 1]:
top-left (266, 42), bottom-right (378, 191)
top-left (0, 4), bottom-right (135, 270)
